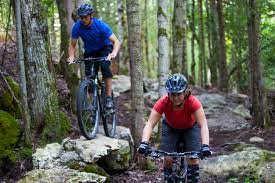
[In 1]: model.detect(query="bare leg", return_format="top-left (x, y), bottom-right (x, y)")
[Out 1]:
top-left (105, 77), bottom-right (112, 96)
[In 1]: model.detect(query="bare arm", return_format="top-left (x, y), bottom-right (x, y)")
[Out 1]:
top-left (194, 107), bottom-right (210, 145)
top-left (67, 39), bottom-right (78, 63)
top-left (107, 33), bottom-right (120, 60)
top-left (142, 109), bottom-right (162, 142)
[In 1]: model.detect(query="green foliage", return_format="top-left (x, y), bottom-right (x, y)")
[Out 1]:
top-left (0, 110), bottom-right (20, 163)
top-left (68, 162), bottom-right (109, 178)
top-left (0, 76), bottom-right (21, 118)
top-left (40, 110), bottom-right (71, 145)
top-left (83, 164), bottom-right (109, 177)
top-left (260, 0), bottom-right (275, 89)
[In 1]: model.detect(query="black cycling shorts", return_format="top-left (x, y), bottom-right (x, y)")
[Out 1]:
top-left (84, 45), bottom-right (113, 78)
top-left (160, 118), bottom-right (201, 152)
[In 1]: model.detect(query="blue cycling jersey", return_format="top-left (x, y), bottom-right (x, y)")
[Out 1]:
top-left (71, 18), bottom-right (113, 53)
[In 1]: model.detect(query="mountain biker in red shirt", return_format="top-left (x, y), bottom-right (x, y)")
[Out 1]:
top-left (67, 4), bottom-right (120, 109)
top-left (138, 73), bottom-right (211, 183)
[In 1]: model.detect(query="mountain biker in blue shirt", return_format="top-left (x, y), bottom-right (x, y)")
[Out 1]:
top-left (67, 4), bottom-right (120, 109)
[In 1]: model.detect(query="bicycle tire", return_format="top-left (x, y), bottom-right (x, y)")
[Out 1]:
top-left (178, 157), bottom-right (188, 183)
top-left (77, 79), bottom-right (100, 140)
top-left (101, 86), bottom-right (116, 137)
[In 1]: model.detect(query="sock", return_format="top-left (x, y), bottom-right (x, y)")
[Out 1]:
top-left (187, 164), bottom-right (199, 183)
top-left (164, 167), bottom-right (172, 181)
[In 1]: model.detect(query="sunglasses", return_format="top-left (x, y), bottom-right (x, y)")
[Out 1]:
top-left (80, 15), bottom-right (90, 20)
top-left (169, 92), bottom-right (184, 97)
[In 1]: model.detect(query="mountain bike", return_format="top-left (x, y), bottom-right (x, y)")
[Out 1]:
top-left (72, 57), bottom-right (116, 140)
top-left (147, 146), bottom-right (202, 183)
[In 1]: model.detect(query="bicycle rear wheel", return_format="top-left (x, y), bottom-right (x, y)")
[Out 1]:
top-left (77, 79), bottom-right (100, 140)
top-left (101, 86), bottom-right (116, 137)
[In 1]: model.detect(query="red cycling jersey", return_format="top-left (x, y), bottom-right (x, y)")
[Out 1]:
top-left (153, 95), bottom-right (201, 129)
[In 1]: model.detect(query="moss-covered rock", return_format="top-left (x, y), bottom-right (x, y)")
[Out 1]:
top-left (0, 110), bottom-right (20, 163)
top-left (40, 110), bottom-right (71, 145)
top-left (0, 76), bottom-right (21, 118)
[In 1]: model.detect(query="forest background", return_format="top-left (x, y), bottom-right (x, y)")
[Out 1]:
top-left (0, 0), bottom-right (274, 181)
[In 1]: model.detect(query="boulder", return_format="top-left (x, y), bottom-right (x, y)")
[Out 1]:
top-left (112, 75), bottom-right (131, 97)
top-left (32, 126), bottom-right (131, 174)
top-left (201, 147), bottom-right (275, 182)
top-left (17, 168), bottom-right (106, 183)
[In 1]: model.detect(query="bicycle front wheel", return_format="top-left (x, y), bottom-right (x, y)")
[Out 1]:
top-left (77, 79), bottom-right (100, 140)
top-left (101, 89), bottom-right (116, 137)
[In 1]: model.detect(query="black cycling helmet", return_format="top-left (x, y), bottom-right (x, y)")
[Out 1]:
top-left (77, 4), bottom-right (94, 17)
top-left (165, 73), bottom-right (188, 93)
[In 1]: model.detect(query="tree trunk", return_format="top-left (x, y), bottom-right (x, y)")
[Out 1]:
top-left (247, 0), bottom-right (266, 127)
top-left (209, 0), bottom-right (218, 87)
top-left (217, 0), bottom-right (228, 92)
top-left (144, 1), bottom-right (151, 78)
top-left (198, 0), bottom-right (206, 86)
top-left (56, 0), bottom-right (79, 113)
top-left (158, 0), bottom-right (170, 97)
top-left (171, 0), bottom-right (186, 74)
top-left (64, 0), bottom-right (74, 32)
top-left (21, 0), bottom-right (61, 143)
top-left (117, 0), bottom-right (125, 74)
top-left (15, 0), bottom-right (31, 144)
top-left (191, 0), bottom-right (196, 84)
top-left (126, 0), bottom-right (144, 159)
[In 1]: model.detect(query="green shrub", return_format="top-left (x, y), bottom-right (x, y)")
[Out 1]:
top-left (0, 110), bottom-right (20, 163)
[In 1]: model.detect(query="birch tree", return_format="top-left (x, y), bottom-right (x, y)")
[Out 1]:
top-left (158, 0), bottom-right (170, 97)
top-left (15, 0), bottom-right (31, 143)
top-left (171, 0), bottom-right (186, 74)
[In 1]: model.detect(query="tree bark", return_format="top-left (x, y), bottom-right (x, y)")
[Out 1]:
top-left (126, 0), bottom-right (144, 159)
top-left (21, 0), bottom-right (61, 143)
top-left (172, 0), bottom-right (186, 74)
top-left (217, 0), bottom-right (228, 92)
top-left (198, 0), bottom-right (206, 86)
top-left (191, 0), bottom-right (196, 84)
top-left (56, 0), bottom-right (79, 113)
top-left (247, 0), bottom-right (266, 127)
top-left (15, 0), bottom-right (31, 144)
top-left (157, 0), bottom-right (170, 97)
top-left (117, 0), bottom-right (125, 74)
top-left (209, 0), bottom-right (218, 87)
top-left (144, 1), bottom-right (151, 78)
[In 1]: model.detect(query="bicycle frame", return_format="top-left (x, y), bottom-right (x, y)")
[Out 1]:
top-left (72, 56), bottom-right (116, 139)
top-left (147, 148), bottom-right (201, 182)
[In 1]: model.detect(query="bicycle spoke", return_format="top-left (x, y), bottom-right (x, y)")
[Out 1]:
top-left (77, 79), bottom-right (99, 139)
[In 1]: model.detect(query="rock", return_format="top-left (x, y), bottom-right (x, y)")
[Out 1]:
top-left (63, 134), bottom-right (130, 165)
top-left (201, 147), bottom-right (275, 181)
top-left (97, 125), bottom-right (134, 145)
top-left (232, 104), bottom-right (252, 119)
top-left (112, 75), bottom-right (131, 97)
top-left (227, 93), bottom-right (249, 104)
top-left (17, 168), bottom-right (106, 183)
top-left (249, 136), bottom-right (264, 143)
top-left (144, 91), bottom-right (159, 101)
top-left (196, 93), bottom-right (251, 131)
top-left (196, 93), bottom-right (226, 108)
top-left (32, 128), bottom-right (131, 175)
top-left (33, 143), bottom-right (63, 169)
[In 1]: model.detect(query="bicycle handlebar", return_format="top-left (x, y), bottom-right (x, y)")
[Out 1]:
top-left (70, 56), bottom-right (109, 64)
top-left (147, 148), bottom-right (202, 159)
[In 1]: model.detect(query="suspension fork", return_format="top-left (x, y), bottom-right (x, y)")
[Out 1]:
top-left (92, 78), bottom-right (99, 110)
